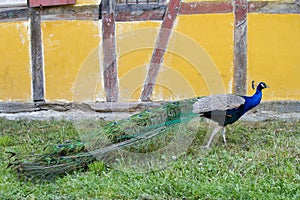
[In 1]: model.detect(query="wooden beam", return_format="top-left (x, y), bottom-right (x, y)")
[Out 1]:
top-left (248, 1), bottom-right (300, 14)
top-left (0, 6), bottom-right (28, 22)
top-left (233, 0), bottom-right (247, 95)
top-left (40, 5), bottom-right (100, 21)
top-left (102, 0), bottom-right (115, 14)
top-left (115, 4), bottom-right (166, 21)
top-left (0, 2), bottom-right (299, 22)
top-left (102, 13), bottom-right (119, 102)
top-left (29, 8), bottom-right (45, 102)
top-left (140, 0), bottom-right (181, 101)
top-left (102, 0), bottom-right (119, 102)
top-left (179, 1), bottom-right (233, 14)
top-left (114, 2), bottom-right (233, 21)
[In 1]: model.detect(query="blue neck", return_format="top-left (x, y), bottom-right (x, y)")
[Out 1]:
top-left (243, 89), bottom-right (263, 111)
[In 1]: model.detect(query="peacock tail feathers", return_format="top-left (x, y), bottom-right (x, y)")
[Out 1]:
top-left (105, 97), bottom-right (200, 142)
top-left (8, 97), bottom-right (203, 180)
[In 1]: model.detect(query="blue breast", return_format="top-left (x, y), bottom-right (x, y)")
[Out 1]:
top-left (223, 90), bottom-right (263, 126)
top-left (242, 90), bottom-right (262, 111)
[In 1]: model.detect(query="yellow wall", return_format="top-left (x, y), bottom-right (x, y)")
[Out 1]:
top-left (164, 14), bottom-right (234, 99)
top-left (117, 13), bottom-right (300, 101)
top-left (42, 20), bottom-right (101, 101)
top-left (0, 22), bottom-right (31, 101)
top-left (116, 14), bottom-right (234, 101)
top-left (0, 6), bottom-right (299, 102)
top-left (248, 14), bottom-right (300, 100)
top-left (116, 21), bottom-right (161, 101)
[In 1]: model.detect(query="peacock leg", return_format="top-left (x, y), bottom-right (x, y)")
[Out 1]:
top-left (222, 127), bottom-right (226, 145)
top-left (204, 125), bottom-right (222, 148)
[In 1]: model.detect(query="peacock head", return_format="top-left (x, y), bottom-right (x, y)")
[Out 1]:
top-left (256, 82), bottom-right (269, 91)
top-left (252, 81), bottom-right (269, 91)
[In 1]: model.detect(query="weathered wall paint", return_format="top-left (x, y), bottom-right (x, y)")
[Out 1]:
top-left (0, 22), bottom-right (31, 101)
top-left (42, 20), bottom-right (101, 101)
top-left (248, 14), bottom-right (300, 100)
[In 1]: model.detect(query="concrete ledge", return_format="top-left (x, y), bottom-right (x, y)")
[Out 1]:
top-left (0, 101), bottom-right (163, 113)
top-left (256, 101), bottom-right (300, 113)
top-left (0, 101), bottom-right (299, 113)
top-left (0, 101), bottom-right (299, 121)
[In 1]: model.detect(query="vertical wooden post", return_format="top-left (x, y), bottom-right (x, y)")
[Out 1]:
top-left (102, 0), bottom-right (119, 102)
top-left (233, 0), bottom-right (248, 95)
top-left (140, 0), bottom-right (181, 101)
top-left (29, 8), bottom-right (45, 102)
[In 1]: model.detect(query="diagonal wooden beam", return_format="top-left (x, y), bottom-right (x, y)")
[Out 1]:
top-left (140, 0), bottom-right (181, 101)
top-left (233, 0), bottom-right (248, 95)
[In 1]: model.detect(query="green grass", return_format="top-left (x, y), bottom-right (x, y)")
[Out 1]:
top-left (0, 117), bottom-right (299, 199)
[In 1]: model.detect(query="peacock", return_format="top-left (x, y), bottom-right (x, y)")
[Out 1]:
top-left (8, 81), bottom-right (268, 180)
top-left (193, 81), bottom-right (269, 147)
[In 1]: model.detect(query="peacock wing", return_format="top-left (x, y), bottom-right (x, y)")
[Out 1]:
top-left (192, 94), bottom-right (245, 113)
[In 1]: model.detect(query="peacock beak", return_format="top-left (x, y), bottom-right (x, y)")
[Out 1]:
top-left (265, 84), bottom-right (270, 88)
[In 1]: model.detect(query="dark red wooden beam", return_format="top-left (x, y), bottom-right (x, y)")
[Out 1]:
top-left (102, 13), bottom-right (119, 102)
top-left (179, 1), bottom-right (233, 14)
top-left (102, 0), bottom-right (119, 102)
top-left (140, 0), bottom-right (181, 101)
top-left (115, 4), bottom-right (167, 21)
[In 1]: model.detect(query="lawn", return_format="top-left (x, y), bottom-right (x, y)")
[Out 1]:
top-left (0, 118), bottom-right (299, 199)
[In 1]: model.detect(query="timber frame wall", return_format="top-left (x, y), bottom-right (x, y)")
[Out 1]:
top-left (0, 0), bottom-right (299, 113)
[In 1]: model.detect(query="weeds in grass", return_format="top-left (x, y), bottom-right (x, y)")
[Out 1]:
top-left (0, 118), bottom-right (299, 199)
